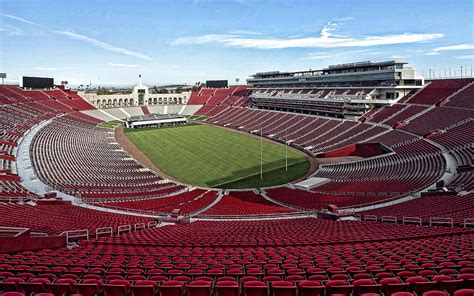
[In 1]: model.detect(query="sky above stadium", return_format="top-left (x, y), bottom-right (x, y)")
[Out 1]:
top-left (0, 0), bottom-right (473, 86)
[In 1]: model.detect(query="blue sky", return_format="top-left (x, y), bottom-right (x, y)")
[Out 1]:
top-left (0, 0), bottom-right (473, 86)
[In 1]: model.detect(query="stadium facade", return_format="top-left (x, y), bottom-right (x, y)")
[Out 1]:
top-left (80, 76), bottom-right (191, 108)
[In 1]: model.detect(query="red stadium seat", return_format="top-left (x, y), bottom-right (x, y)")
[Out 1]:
top-left (215, 280), bottom-right (239, 296)
top-left (243, 281), bottom-right (268, 296)
top-left (270, 281), bottom-right (297, 296)
top-left (187, 280), bottom-right (212, 296)
top-left (131, 280), bottom-right (158, 296)
top-left (102, 279), bottom-right (130, 296)
top-left (159, 280), bottom-right (185, 296)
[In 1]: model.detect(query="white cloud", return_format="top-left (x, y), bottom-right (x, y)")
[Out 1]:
top-left (228, 29), bottom-right (263, 35)
top-left (172, 21), bottom-right (443, 49)
top-left (34, 67), bottom-right (57, 71)
top-left (303, 49), bottom-right (374, 60)
top-left (335, 17), bottom-right (354, 21)
top-left (390, 55), bottom-right (407, 59)
top-left (53, 31), bottom-right (152, 60)
top-left (0, 27), bottom-right (25, 36)
top-left (173, 32), bottom-right (443, 49)
top-left (457, 54), bottom-right (474, 59)
top-left (2, 78), bottom-right (19, 85)
top-left (0, 12), bottom-right (40, 26)
top-left (0, 13), bottom-right (152, 61)
top-left (109, 62), bottom-right (138, 68)
top-left (426, 43), bottom-right (474, 55)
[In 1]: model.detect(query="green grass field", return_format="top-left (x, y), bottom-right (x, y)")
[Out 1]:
top-left (124, 124), bottom-right (310, 189)
top-left (97, 120), bottom-right (123, 129)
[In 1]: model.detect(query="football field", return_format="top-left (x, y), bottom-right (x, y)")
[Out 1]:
top-left (124, 124), bottom-right (310, 188)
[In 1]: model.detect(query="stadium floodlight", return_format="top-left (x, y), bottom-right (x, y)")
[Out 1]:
top-left (0, 73), bottom-right (6, 85)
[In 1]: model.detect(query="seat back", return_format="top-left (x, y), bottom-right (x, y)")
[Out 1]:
top-left (297, 281), bottom-right (324, 296)
top-left (75, 280), bottom-right (103, 296)
top-left (271, 281), bottom-right (297, 296)
top-left (243, 281), bottom-right (268, 296)
top-left (215, 280), bottom-right (239, 296)
top-left (131, 281), bottom-right (157, 296)
top-left (102, 279), bottom-right (130, 296)
top-left (187, 280), bottom-right (212, 296)
top-left (159, 281), bottom-right (185, 296)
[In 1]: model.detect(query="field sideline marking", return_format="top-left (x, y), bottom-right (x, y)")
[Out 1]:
top-left (210, 159), bottom-right (309, 188)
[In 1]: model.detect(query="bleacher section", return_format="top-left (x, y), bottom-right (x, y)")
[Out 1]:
top-left (0, 86), bottom-right (97, 202)
top-left (0, 201), bottom-right (151, 235)
top-left (199, 191), bottom-right (296, 217)
top-left (0, 78), bottom-right (473, 296)
top-left (265, 187), bottom-right (393, 210)
top-left (96, 190), bottom-right (218, 214)
top-left (0, 219), bottom-right (473, 295)
top-left (30, 115), bottom-right (168, 198)
top-left (191, 86), bottom-right (250, 116)
top-left (404, 79), bottom-right (473, 105)
top-left (360, 193), bottom-right (474, 226)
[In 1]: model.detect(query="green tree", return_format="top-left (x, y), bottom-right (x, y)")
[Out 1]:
top-left (152, 86), bottom-right (169, 94)
top-left (97, 87), bottom-right (111, 95)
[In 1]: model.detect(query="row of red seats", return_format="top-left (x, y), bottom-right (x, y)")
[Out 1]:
top-left (99, 190), bottom-right (218, 214)
top-left (1, 276), bottom-right (472, 296)
top-left (200, 191), bottom-right (295, 216)
top-left (405, 79), bottom-right (473, 105)
top-left (360, 194), bottom-right (474, 226)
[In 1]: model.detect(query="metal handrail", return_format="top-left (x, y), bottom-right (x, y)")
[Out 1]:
top-left (195, 211), bottom-right (314, 220)
top-left (402, 216), bottom-right (422, 226)
top-left (96, 227), bottom-right (113, 239)
top-left (60, 229), bottom-right (89, 244)
top-left (430, 217), bottom-right (453, 227)
top-left (464, 218), bottom-right (474, 228)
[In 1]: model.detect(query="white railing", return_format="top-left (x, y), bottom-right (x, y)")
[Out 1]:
top-left (0, 226), bottom-right (30, 237)
top-left (381, 216), bottom-right (398, 224)
top-left (402, 217), bottom-right (422, 226)
top-left (361, 214), bottom-right (471, 228)
top-left (364, 215), bottom-right (378, 222)
top-left (134, 223), bottom-right (146, 231)
top-left (30, 232), bottom-right (48, 237)
top-left (81, 186), bottom-right (184, 203)
top-left (82, 203), bottom-right (170, 218)
top-left (148, 221), bottom-right (158, 228)
top-left (60, 229), bottom-right (89, 244)
top-left (0, 196), bottom-right (33, 203)
top-left (95, 227), bottom-right (113, 239)
top-left (430, 217), bottom-right (454, 227)
top-left (464, 218), bottom-right (474, 228)
top-left (195, 211), bottom-right (314, 220)
top-left (117, 224), bottom-right (132, 235)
